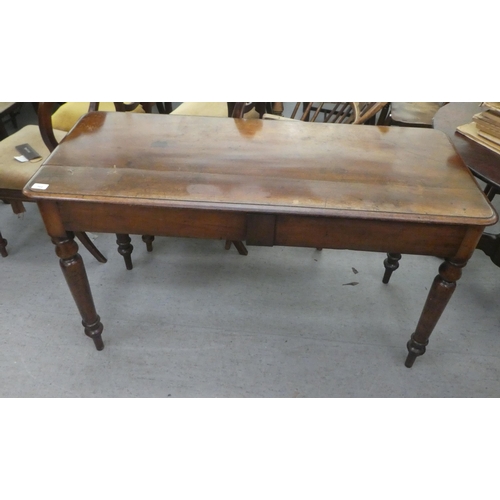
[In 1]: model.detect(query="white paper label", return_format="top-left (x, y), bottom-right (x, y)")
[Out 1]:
top-left (31, 183), bottom-right (49, 190)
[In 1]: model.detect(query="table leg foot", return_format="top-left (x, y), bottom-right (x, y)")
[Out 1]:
top-left (54, 233), bottom-right (105, 351)
top-left (404, 259), bottom-right (465, 367)
top-left (82, 316), bottom-right (104, 350)
top-left (116, 233), bottom-right (134, 270)
top-left (382, 253), bottom-right (402, 284)
top-left (405, 335), bottom-right (428, 368)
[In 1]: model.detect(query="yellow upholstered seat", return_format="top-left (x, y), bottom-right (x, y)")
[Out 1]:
top-left (382, 102), bottom-right (445, 128)
top-left (0, 106), bottom-right (112, 262)
top-left (0, 125), bottom-right (66, 191)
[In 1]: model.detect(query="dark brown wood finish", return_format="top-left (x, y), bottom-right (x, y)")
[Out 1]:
top-left (23, 112), bottom-right (497, 366)
top-left (434, 102), bottom-right (500, 267)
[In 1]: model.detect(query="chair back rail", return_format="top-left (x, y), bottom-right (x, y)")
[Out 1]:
top-left (232, 102), bottom-right (388, 124)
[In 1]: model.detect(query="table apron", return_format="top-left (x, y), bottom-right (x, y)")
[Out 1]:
top-left (274, 214), bottom-right (469, 257)
top-left (59, 201), bottom-right (247, 241)
top-left (57, 201), bottom-right (474, 259)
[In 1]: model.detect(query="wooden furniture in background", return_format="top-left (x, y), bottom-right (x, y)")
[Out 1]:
top-left (239, 102), bottom-right (388, 124)
top-left (0, 103), bottom-right (106, 262)
top-left (434, 102), bottom-right (500, 267)
top-left (23, 112), bottom-right (496, 368)
top-left (156, 102), bottom-right (173, 114)
top-left (0, 102), bottom-right (153, 262)
top-left (0, 102), bottom-right (23, 139)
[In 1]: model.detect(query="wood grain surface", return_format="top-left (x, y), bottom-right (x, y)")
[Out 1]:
top-left (24, 112), bottom-right (496, 225)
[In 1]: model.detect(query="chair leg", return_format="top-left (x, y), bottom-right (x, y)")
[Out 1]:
top-left (224, 240), bottom-right (248, 255)
top-left (116, 233), bottom-right (134, 270)
top-left (9, 200), bottom-right (25, 215)
top-left (231, 240), bottom-right (248, 256)
top-left (74, 232), bottom-right (107, 263)
top-left (0, 231), bottom-right (8, 257)
top-left (142, 235), bottom-right (155, 252)
top-left (484, 183), bottom-right (499, 201)
top-left (0, 120), bottom-right (8, 140)
top-left (377, 103), bottom-right (391, 125)
top-left (382, 253), bottom-right (402, 284)
top-left (156, 102), bottom-right (173, 114)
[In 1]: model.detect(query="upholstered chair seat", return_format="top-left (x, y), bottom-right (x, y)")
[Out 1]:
top-left (0, 125), bottom-right (66, 193)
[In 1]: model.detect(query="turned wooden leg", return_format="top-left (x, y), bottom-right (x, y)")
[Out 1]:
top-left (116, 233), bottom-right (133, 270)
top-left (142, 235), bottom-right (155, 252)
top-left (0, 231), bottom-right (8, 257)
top-left (382, 253), bottom-right (402, 284)
top-left (75, 231), bottom-right (107, 263)
top-left (53, 233), bottom-right (104, 350)
top-left (405, 259), bottom-right (465, 368)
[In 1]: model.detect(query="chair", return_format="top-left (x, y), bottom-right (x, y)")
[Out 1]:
top-left (0, 105), bottom-right (106, 262)
top-left (37, 102), bottom-right (158, 270)
top-left (379, 102), bottom-right (447, 128)
top-left (0, 102), bottom-right (152, 265)
top-left (255, 102), bottom-right (388, 124)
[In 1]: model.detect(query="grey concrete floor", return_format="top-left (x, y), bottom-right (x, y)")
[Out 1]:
top-left (1, 104), bottom-right (500, 397)
top-left (2, 199), bottom-right (500, 397)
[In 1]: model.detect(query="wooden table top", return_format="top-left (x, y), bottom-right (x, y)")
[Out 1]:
top-left (433, 102), bottom-right (500, 190)
top-left (24, 112), bottom-right (496, 226)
